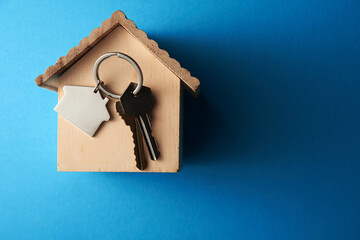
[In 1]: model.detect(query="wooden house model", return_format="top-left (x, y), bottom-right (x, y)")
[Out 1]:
top-left (35, 10), bottom-right (200, 172)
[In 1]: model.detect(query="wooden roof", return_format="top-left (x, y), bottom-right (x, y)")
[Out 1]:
top-left (35, 10), bottom-right (200, 95)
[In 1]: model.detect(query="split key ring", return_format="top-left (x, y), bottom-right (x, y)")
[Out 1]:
top-left (93, 52), bottom-right (143, 99)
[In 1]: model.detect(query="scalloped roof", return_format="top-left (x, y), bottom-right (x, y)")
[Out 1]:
top-left (35, 10), bottom-right (200, 95)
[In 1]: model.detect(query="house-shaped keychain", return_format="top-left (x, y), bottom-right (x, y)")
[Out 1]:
top-left (35, 10), bottom-right (200, 172)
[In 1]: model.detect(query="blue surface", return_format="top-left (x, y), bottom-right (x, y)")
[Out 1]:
top-left (0, 0), bottom-right (360, 239)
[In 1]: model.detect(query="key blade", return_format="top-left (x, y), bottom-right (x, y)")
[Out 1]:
top-left (124, 115), bottom-right (147, 171)
top-left (134, 119), bottom-right (147, 170)
top-left (116, 101), bottom-right (147, 171)
top-left (137, 113), bottom-right (160, 161)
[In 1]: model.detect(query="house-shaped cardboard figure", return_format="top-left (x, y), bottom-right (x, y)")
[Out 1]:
top-left (35, 10), bottom-right (200, 172)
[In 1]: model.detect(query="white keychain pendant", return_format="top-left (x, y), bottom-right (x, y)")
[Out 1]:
top-left (54, 86), bottom-right (110, 136)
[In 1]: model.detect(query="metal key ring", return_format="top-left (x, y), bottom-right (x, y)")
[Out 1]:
top-left (93, 52), bottom-right (143, 99)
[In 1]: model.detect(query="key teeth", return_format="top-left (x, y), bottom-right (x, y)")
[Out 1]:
top-left (130, 124), bottom-right (147, 171)
top-left (117, 110), bottom-right (147, 171)
top-left (130, 121), bottom-right (146, 171)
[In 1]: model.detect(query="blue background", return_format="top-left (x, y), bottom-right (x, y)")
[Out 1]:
top-left (0, 0), bottom-right (359, 239)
